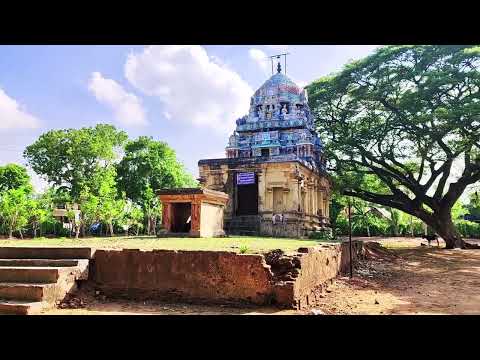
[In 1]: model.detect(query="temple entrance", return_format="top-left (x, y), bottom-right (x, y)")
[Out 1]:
top-left (171, 203), bottom-right (192, 233)
top-left (236, 173), bottom-right (258, 216)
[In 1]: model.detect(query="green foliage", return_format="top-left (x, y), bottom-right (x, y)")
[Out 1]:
top-left (0, 187), bottom-right (31, 238)
top-left (0, 163), bottom-right (32, 193)
top-left (308, 45), bottom-right (480, 248)
top-left (239, 245), bottom-right (249, 254)
top-left (452, 200), bottom-right (468, 220)
top-left (93, 167), bottom-right (126, 236)
top-left (454, 219), bottom-right (480, 238)
top-left (116, 136), bottom-right (197, 205)
top-left (117, 201), bottom-right (144, 235)
top-left (29, 194), bottom-right (54, 237)
top-left (24, 124), bottom-right (128, 200)
top-left (466, 191), bottom-right (480, 217)
top-left (308, 228), bottom-right (336, 241)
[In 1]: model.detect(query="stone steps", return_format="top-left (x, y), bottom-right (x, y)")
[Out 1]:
top-left (0, 282), bottom-right (56, 301)
top-left (226, 216), bottom-right (261, 236)
top-left (0, 266), bottom-right (63, 283)
top-left (0, 247), bottom-right (93, 259)
top-left (0, 299), bottom-right (44, 315)
top-left (0, 248), bottom-right (92, 315)
top-left (0, 259), bottom-right (79, 267)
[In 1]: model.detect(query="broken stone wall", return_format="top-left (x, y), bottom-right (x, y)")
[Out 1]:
top-left (91, 249), bottom-right (275, 305)
top-left (90, 241), bottom-right (364, 309)
top-left (266, 241), bottom-right (365, 309)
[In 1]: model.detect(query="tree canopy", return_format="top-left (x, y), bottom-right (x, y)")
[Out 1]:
top-left (308, 45), bottom-right (480, 248)
top-left (23, 124), bottom-right (128, 199)
top-left (0, 163), bottom-right (32, 193)
top-left (116, 136), bottom-right (197, 205)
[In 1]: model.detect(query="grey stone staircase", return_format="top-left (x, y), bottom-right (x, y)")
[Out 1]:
top-left (225, 215), bottom-right (261, 236)
top-left (0, 248), bottom-right (92, 315)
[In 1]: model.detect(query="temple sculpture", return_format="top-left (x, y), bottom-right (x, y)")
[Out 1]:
top-left (198, 59), bottom-right (331, 237)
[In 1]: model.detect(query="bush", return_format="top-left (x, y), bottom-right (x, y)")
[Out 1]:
top-left (455, 220), bottom-right (480, 238)
top-left (239, 245), bottom-right (249, 254)
top-left (309, 228), bottom-right (336, 241)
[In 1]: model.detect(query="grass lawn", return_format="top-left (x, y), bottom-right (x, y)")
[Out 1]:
top-left (0, 235), bottom-right (338, 254)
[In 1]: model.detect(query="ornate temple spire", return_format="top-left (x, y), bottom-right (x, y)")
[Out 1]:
top-left (269, 53), bottom-right (289, 75)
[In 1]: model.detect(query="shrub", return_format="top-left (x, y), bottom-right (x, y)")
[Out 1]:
top-left (309, 228), bottom-right (336, 241)
top-left (239, 245), bottom-right (249, 254)
top-left (455, 220), bottom-right (480, 238)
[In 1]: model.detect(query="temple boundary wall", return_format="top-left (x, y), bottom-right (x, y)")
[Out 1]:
top-left (89, 241), bottom-right (365, 309)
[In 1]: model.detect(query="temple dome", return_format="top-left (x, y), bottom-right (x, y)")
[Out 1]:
top-left (251, 72), bottom-right (305, 106)
top-left (256, 73), bottom-right (300, 94)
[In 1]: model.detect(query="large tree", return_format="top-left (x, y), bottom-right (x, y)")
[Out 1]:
top-left (308, 45), bottom-right (480, 249)
top-left (116, 136), bottom-right (196, 233)
top-left (24, 124), bottom-right (128, 200)
top-left (116, 136), bottom-right (197, 204)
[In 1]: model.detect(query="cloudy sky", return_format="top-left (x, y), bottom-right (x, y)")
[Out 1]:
top-left (0, 45), bottom-right (381, 191)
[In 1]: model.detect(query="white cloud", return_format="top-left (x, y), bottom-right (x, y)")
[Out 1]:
top-left (124, 45), bottom-right (253, 134)
top-left (0, 88), bottom-right (40, 130)
top-left (88, 72), bottom-right (147, 127)
top-left (249, 48), bottom-right (269, 74)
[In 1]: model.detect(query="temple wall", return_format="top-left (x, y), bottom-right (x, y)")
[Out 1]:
top-left (200, 202), bottom-right (225, 237)
top-left (199, 160), bottom-right (332, 238)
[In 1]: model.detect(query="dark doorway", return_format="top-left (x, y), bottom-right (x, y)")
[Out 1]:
top-left (236, 173), bottom-right (258, 215)
top-left (261, 148), bottom-right (270, 157)
top-left (171, 203), bottom-right (192, 233)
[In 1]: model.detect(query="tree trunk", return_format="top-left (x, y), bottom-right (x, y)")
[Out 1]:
top-left (8, 228), bottom-right (13, 239)
top-left (33, 227), bottom-right (37, 238)
top-left (19, 229), bottom-right (23, 240)
top-left (109, 222), bottom-right (114, 237)
top-left (429, 214), bottom-right (464, 249)
top-left (366, 223), bottom-right (370, 237)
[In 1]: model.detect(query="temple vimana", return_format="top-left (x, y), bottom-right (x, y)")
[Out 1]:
top-left (197, 60), bottom-right (332, 238)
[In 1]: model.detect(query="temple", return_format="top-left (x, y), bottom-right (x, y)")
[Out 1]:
top-left (198, 58), bottom-right (332, 237)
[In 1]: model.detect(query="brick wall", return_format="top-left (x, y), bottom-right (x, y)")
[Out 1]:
top-left (90, 241), bottom-right (364, 309)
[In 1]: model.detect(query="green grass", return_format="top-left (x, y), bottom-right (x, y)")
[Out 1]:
top-left (0, 235), bottom-right (336, 254)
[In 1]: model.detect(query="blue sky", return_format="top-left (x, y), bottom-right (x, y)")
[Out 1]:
top-left (0, 45), bottom-right (380, 191)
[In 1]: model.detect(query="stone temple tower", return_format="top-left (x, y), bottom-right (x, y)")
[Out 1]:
top-left (198, 59), bottom-right (331, 238)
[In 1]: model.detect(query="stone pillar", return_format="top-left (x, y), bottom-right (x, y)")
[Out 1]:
top-left (325, 191), bottom-right (330, 218)
top-left (257, 170), bottom-right (265, 213)
top-left (318, 190), bottom-right (324, 217)
top-left (290, 179), bottom-right (300, 213)
top-left (162, 203), bottom-right (171, 232)
top-left (266, 187), bottom-right (274, 212)
top-left (190, 202), bottom-right (201, 237)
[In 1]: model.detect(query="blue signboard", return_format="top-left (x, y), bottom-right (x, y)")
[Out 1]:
top-left (237, 172), bottom-right (255, 185)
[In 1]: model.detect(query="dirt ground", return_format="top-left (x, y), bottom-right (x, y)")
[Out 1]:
top-left (309, 237), bottom-right (480, 315)
top-left (40, 237), bottom-right (480, 315)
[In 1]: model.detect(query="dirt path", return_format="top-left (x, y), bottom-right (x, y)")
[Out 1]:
top-left (41, 297), bottom-right (299, 315)
top-left (313, 246), bottom-right (480, 315)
